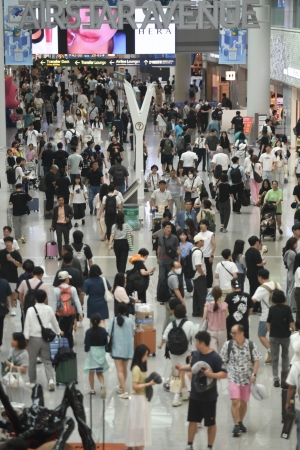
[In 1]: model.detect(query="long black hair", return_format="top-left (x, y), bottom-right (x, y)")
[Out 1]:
top-left (90, 313), bottom-right (101, 339)
top-left (100, 183), bottom-right (109, 202)
top-left (116, 211), bottom-right (125, 231)
top-left (116, 302), bottom-right (128, 326)
top-left (232, 239), bottom-right (245, 263)
top-left (113, 272), bottom-right (125, 293)
top-left (283, 237), bottom-right (298, 256)
top-left (293, 253), bottom-right (300, 274)
top-left (130, 344), bottom-right (149, 372)
top-left (72, 175), bottom-right (83, 190)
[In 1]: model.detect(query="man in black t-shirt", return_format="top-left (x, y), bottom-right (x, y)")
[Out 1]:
top-left (85, 161), bottom-right (104, 215)
top-left (53, 143), bottom-right (69, 169)
top-left (231, 111), bottom-right (244, 133)
top-left (0, 236), bottom-right (23, 316)
top-left (9, 184), bottom-right (32, 243)
top-left (293, 177), bottom-right (300, 207)
top-left (176, 331), bottom-right (227, 450)
top-left (199, 102), bottom-right (212, 131)
top-left (41, 143), bottom-right (55, 175)
top-left (107, 137), bottom-right (124, 166)
top-left (164, 81), bottom-right (172, 104)
top-left (245, 236), bottom-right (266, 311)
top-left (225, 279), bottom-right (254, 339)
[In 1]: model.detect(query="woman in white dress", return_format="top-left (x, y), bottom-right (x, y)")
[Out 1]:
top-left (92, 116), bottom-right (103, 145)
top-left (62, 110), bottom-right (74, 132)
top-left (74, 112), bottom-right (85, 136)
top-left (69, 175), bottom-right (88, 227)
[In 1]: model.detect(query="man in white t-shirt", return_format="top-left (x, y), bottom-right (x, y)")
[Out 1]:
top-left (25, 124), bottom-right (38, 150)
top-left (286, 361), bottom-right (300, 446)
top-left (259, 145), bottom-right (276, 182)
top-left (18, 266), bottom-right (50, 314)
top-left (198, 220), bottom-right (216, 291)
top-left (215, 249), bottom-right (238, 301)
top-left (211, 146), bottom-right (230, 171)
top-left (65, 125), bottom-right (80, 155)
top-left (252, 268), bottom-right (283, 364)
top-left (151, 180), bottom-right (172, 211)
top-left (0, 226), bottom-right (20, 251)
top-left (180, 149), bottom-right (198, 175)
top-left (192, 234), bottom-right (207, 317)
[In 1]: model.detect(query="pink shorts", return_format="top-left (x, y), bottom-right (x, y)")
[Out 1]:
top-left (228, 382), bottom-right (251, 402)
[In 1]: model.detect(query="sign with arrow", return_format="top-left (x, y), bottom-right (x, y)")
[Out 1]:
top-left (36, 57), bottom-right (176, 68)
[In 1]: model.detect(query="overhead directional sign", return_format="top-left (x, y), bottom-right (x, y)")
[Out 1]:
top-left (36, 58), bottom-right (176, 67)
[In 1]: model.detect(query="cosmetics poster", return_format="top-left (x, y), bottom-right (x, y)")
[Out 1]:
top-left (32, 28), bottom-right (58, 54)
top-left (4, 0), bottom-right (32, 65)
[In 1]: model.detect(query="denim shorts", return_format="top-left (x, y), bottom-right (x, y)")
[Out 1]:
top-left (258, 320), bottom-right (268, 337)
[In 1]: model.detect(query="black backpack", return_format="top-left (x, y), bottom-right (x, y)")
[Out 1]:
top-left (168, 319), bottom-right (188, 355)
top-left (126, 267), bottom-right (149, 294)
top-left (157, 273), bottom-right (177, 303)
top-left (230, 165), bottom-right (242, 184)
top-left (6, 167), bottom-right (17, 185)
top-left (24, 280), bottom-right (43, 316)
top-left (113, 165), bottom-right (125, 186)
top-left (213, 164), bottom-right (222, 180)
top-left (105, 195), bottom-right (117, 216)
top-left (182, 248), bottom-right (202, 279)
top-left (70, 130), bottom-right (78, 147)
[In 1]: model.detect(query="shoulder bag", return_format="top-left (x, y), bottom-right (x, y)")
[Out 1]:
top-left (163, 236), bottom-right (177, 259)
top-left (221, 262), bottom-right (233, 277)
top-left (125, 223), bottom-right (133, 251)
top-left (252, 164), bottom-right (263, 183)
top-left (33, 306), bottom-right (57, 343)
top-left (101, 276), bottom-right (114, 303)
top-left (105, 318), bottom-right (115, 353)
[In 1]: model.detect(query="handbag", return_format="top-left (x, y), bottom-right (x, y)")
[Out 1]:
top-left (200, 319), bottom-right (208, 331)
top-left (170, 376), bottom-right (182, 394)
top-left (105, 318), bottom-right (115, 353)
top-left (252, 164), bottom-right (262, 183)
top-left (185, 179), bottom-right (195, 202)
top-left (125, 223), bottom-right (133, 251)
top-left (163, 237), bottom-right (177, 259)
top-left (102, 276), bottom-right (114, 303)
top-left (2, 365), bottom-right (25, 388)
top-left (33, 306), bottom-right (57, 343)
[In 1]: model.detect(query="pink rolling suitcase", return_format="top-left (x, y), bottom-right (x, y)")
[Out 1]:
top-left (44, 230), bottom-right (59, 259)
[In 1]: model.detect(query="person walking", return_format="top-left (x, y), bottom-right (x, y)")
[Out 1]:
top-left (259, 144), bottom-right (276, 182)
top-left (166, 169), bottom-right (182, 216)
top-left (217, 174), bottom-right (235, 233)
top-left (205, 129), bottom-right (219, 172)
top-left (191, 234), bottom-right (207, 317)
top-left (220, 324), bottom-right (261, 437)
top-left (99, 183), bottom-right (122, 241)
top-left (225, 279), bottom-right (254, 340)
top-left (157, 221), bottom-right (180, 300)
top-left (214, 249), bottom-right (238, 301)
top-left (69, 175), bottom-right (88, 227)
top-left (183, 170), bottom-right (202, 205)
top-left (286, 360), bottom-right (300, 448)
top-left (227, 156), bottom-right (247, 214)
top-left (175, 200), bottom-right (198, 233)
top-left (178, 231), bottom-right (194, 294)
top-left (53, 270), bottom-right (83, 348)
top-left (283, 237), bottom-right (298, 311)
top-left (246, 155), bottom-right (262, 205)
top-left (127, 249), bottom-right (155, 303)
top-left (202, 286), bottom-right (228, 353)
top-left (274, 148), bottom-right (286, 190)
top-left (293, 254), bottom-right (300, 329)
top-left (0, 236), bottom-right (22, 316)
top-left (81, 263), bottom-right (110, 323)
top-left (84, 313), bottom-right (109, 396)
top-left (198, 219), bottom-right (216, 291)
top-left (108, 156), bottom-right (129, 194)
top-left (108, 211), bottom-right (133, 273)
top-left (252, 268), bottom-right (283, 364)
top-left (85, 160), bottom-right (104, 215)
top-left (24, 289), bottom-right (62, 391)
top-left (71, 230), bottom-right (94, 277)
top-left (9, 183), bottom-right (32, 244)
top-left (55, 169), bottom-right (72, 205)
top-left (264, 180), bottom-right (283, 235)
top-left (44, 165), bottom-right (59, 219)
top-left (267, 289), bottom-right (295, 387)
top-left (176, 331), bottom-right (227, 450)
top-left (232, 239), bottom-right (246, 291)
top-left (245, 235), bottom-right (266, 297)
top-left (108, 302), bottom-right (134, 399)
top-left (67, 146), bottom-right (82, 184)
top-left (51, 196), bottom-right (73, 258)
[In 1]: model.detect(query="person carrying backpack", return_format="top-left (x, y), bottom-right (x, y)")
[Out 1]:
top-left (98, 184), bottom-right (122, 240)
top-left (18, 266), bottom-right (49, 321)
top-left (158, 132), bottom-right (174, 175)
top-left (53, 270), bottom-right (83, 348)
top-left (227, 156), bottom-right (247, 214)
top-left (65, 124), bottom-right (80, 155)
top-left (108, 156), bottom-right (129, 194)
top-left (159, 304), bottom-right (195, 407)
top-left (220, 324), bottom-right (261, 438)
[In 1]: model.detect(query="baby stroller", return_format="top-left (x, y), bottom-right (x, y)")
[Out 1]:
top-left (260, 202), bottom-right (276, 241)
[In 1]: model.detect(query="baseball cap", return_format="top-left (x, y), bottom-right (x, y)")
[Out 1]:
top-left (37, 133), bottom-right (43, 137)
top-left (231, 279), bottom-right (241, 288)
top-left (194, 234), bottom-right (207, 243)
top-left (58, 271), bottom-right (72, 280)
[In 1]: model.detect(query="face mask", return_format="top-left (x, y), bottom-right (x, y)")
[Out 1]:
top-left (189, 174), bottom-right (194, 179)
top-left (175, 268), bottom-right (182, 275)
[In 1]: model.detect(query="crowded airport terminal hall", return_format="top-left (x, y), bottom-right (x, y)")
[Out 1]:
top-left (1, 0), bottom-right (300, 448)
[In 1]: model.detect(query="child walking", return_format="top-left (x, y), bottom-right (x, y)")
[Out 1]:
top-left (84, 313), bottom-right (109, 396)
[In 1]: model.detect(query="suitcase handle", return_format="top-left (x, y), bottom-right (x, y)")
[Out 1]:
top-left (50, 228), bottom-right (55, 242)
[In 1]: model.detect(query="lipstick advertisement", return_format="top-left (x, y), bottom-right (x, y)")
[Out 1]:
top-left (32, 27), bottom-right (58, 54)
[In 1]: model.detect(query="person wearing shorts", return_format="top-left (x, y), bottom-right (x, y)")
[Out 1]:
top-left (220, 324), bottom-right (261, 438)
top-left (175, 331), bottom-right (227, 450)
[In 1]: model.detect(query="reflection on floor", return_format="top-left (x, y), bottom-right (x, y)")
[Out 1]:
top-left (1, 105), bottom-right (297, 449)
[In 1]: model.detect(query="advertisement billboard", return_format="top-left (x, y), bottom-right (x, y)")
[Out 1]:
top-left (4, 0), bottom-right (32, 65)
top-left (219, 28), bottom-right (247, 65)
top-left (32, 28), bottom-right (58, 54)
top-left (135, 8), bottom-right (175, 54)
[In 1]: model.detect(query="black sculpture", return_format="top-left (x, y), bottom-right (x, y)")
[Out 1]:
top-left (0, 381), bottom-right (95, 450)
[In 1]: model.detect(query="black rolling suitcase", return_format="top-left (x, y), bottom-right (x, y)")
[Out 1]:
top-left (282, 388), bottom-right (295, 422)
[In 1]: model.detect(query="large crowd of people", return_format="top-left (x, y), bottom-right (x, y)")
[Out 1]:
top-left (1, 64), bottom-right (300, 450)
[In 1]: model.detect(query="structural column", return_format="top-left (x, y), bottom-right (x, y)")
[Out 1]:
top-left (247, 0), bottom-right (271, 139)
top-left (175, 53), bottom-right (191, 102)
top-left (0, 2), bottom-right (6, 146)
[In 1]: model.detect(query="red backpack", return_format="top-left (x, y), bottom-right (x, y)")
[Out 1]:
top-left (56, 285), bottom-right (76, 317)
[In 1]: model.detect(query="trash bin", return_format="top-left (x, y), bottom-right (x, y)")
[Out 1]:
top-left (123, 204), bottom-right (139, 230)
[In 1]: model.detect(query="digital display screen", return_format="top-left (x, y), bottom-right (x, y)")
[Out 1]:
top-left (32, 28), bottom-right (58, 54)
top-left (135, 8), bottom-right (175, 54)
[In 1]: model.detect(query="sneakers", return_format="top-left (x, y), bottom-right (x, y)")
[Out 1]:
top-left (100, 384), bottom-right (107, 398)
top-left (274, 377), bottom-right (280, 387)
top-left (265, 352), bottom-right (272, 364)
top-left (219, 227), bottom-right (224, 232)
top-left (74, 222), bottom-right (78, 227)
top-left (10, 307), bottom-right (16, 316)
top-left (117, 386), bottom-right (123, 394)
top-left (239, 422), bottom-right (247, 433)
top-left (37, 356), bottom-right (42, 364)
top-left (90, 390), bottom-right (96, 395)
top-left (119, 392), bottom-right (129, 399)
top-left (182, 390), bottom-right (190, 401)
top-left (185, 446), bottom-right (193, 450)
top-left (172, 396), bottom-right (183, 407)
top-left (222, 228), bottom-right (228, 233)
top-left (26, 382), bottom-right (35, 388)
top-left (163, 382), bottom-right (170, 392)
top-left (48, 379), bottom-right (55, 391)
top-left (232, 424), bottom-right (241, 437)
